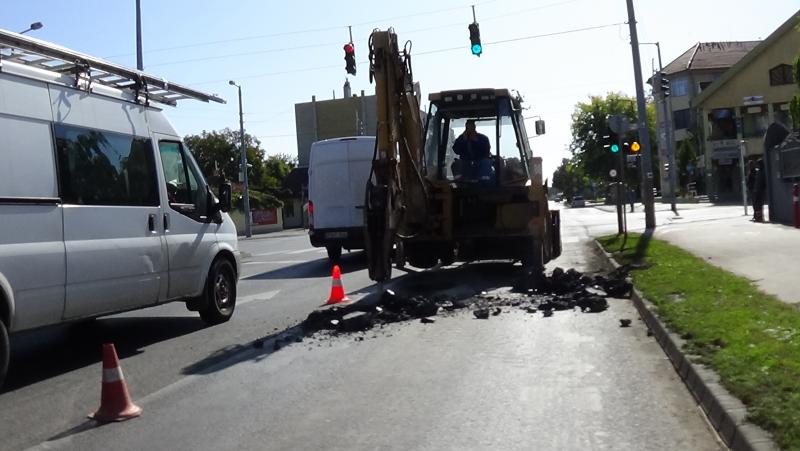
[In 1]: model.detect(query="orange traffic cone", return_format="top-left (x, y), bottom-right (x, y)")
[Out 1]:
top-left (326, 265), bottom-right (351, 305)
top-left (89, 343), bottom-right (142, 422)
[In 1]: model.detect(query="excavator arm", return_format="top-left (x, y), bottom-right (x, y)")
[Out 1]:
top-left (365, 30), bottom-right (428, 282)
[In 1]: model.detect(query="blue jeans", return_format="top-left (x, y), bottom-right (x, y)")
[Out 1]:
top-left (459, 158), bottom-right (494, 184)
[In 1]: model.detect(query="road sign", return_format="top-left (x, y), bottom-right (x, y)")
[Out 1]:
top-left (608, 115), bottom-right (629, 134)
top-left (609, 169), bottom-right (618, 178)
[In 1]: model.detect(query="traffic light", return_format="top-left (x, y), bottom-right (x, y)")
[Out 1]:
top-left (630, 141), bottom-right (641, 152)
top-left (603, 130), bottom-right (620, 153)
top-left (468, 22), bottom-right (482, 56)
top-left (658, 72), bottom-right (670, 97)
top-left (344, 43), bottom-right (356, 76)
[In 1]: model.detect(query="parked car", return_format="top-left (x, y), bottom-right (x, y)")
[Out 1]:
top-left (0, 30), bottom-right (240, 388)
top-left (308, 136), bottom-right (376, 261)
top-left (571, 195), bottom-right (586, 208)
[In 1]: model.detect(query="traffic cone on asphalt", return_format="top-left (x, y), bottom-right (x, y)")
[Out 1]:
top-left (325, 265), bottom-right (351, 305)
top-left (89, 343), bottom-right (142, 423)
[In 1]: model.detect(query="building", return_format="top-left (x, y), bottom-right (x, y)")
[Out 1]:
top-left (692, 11), bottom-right (800, 202)
top-left (283, 81), bottom-right (379, 228)
top-left (649, 41), bottom-right (760, 198)
top-left (294, 80), bottom-right (378, 167)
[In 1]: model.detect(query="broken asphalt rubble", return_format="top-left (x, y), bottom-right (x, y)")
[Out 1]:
top-left (301, 266), bottom-right (633, 336)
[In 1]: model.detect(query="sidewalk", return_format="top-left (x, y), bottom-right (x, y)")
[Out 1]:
top-left (238, 228), bottom-right (308, 240)
top-left (655, 214), bottom-right (800, 305)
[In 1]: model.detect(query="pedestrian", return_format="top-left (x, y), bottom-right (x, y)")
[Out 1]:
top-left (628, 189), bottom-right (635, 212)
top-left (453, 119), bottom-right (493, 184)
top-left (752, 158), bottom-right (767, 222)
top-left (746, 160), bottom-right (756, 219)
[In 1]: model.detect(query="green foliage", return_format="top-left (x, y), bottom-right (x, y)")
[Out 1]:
top-left (184, 129), bottom-right (298, 210)
top-left (551, 158), bottom-right (589, 199)
top-left (568, 92), bottom-right (658, 185)
top-left (599, 233), bottom-right (800, 450)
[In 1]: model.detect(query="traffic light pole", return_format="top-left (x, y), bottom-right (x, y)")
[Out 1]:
top-left (649, 42), bottom-right (679, 214)
top-left (626, 0), bottom-right (656, 230)
top-left (616, 137), bottom-right (626, 235)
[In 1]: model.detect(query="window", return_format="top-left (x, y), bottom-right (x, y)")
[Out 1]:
top-left (671, 77), bottom-right (689, 97)
top-left (708, 108), bottom-right (737, 140)
top-left (158, 141), bottom-right (209, 219)
top-left (741, 105), bottom-right (768, 138)
top-left (497, 101), bottom-right (528, 185)
top-left (769, 64), bottom-right (794, 86)
top-left (673, 109), bottom-right (690, 130)
top-left (0, 116), bottom-right (58, 199)
top-left (54, 124), bottom-right (158, 206)
top-left (698, 81), bottom-right (713, 92)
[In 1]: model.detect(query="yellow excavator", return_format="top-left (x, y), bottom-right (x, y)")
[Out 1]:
top-left (364, 29), bottom-right (561, 282)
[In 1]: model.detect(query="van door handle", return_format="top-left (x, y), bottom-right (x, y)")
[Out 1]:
top-left (148, 213), bottom-right (157, 232)
top-left (163, 213), bottom-right (170, 231)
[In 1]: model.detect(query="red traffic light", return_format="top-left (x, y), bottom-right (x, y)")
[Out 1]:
top-left (343, 43), bottom-right (354, 54)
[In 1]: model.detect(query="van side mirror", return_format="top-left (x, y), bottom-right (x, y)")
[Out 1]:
top-left (535, 119), bottom-right (546, 136)
top-left (218, 182), bottom-right (232, 213)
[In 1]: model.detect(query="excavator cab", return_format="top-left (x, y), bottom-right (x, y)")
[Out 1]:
top-left (424, 90), bottom-right (532, 188)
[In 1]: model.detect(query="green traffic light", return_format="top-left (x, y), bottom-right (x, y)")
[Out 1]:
top-left (611, 144), bottom-right (620, 153)
top-left (471, 44), bottom-right (482, 55)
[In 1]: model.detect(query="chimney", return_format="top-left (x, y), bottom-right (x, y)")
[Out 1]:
top-left (343, 79), bottom-right (352, 98)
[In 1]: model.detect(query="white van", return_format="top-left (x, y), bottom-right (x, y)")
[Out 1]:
top-left (308, 136), bottom-right (375, 261)
top-left (0, 30), bottom-right (240, 387)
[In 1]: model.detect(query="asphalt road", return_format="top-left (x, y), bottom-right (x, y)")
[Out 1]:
top-left (1, 205), bottom-right (726, 451)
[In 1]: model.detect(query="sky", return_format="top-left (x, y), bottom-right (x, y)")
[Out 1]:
top-left (3, 0), bottom-right (798, 180)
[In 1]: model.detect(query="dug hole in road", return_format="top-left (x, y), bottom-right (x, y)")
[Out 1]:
top-left (29, 207), bottom-right (724, 451)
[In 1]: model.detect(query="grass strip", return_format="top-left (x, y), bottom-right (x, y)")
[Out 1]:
top-left (598, 233), bottom-right (800, 450)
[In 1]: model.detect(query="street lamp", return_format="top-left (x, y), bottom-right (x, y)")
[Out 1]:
top-left (229, 80), bottom-right (252, 238)
top-left (641, 41), bottom-right (678, 215)
top-left (19, 22), bottom-right (43, 34)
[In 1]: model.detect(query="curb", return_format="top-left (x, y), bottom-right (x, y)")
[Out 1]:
top-left (593, 239), bottom-right (779, 451)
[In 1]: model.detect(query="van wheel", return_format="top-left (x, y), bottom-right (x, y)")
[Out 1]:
top-left (326, 245), bottom-right (342, 262)
top-left (0, 320), bottom-right (8, 389)
top-left (199, 259), bottom-right (237, 326)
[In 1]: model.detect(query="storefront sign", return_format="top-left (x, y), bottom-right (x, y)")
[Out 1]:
top-left (742, 95), bottom-right (765, 106)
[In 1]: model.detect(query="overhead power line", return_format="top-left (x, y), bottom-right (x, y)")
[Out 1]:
top-left (143, 0), bottom-right (581, 68)
top-left (104, 0), bottom-right (499, 59)
top-left (187, 21), bottom-right (624, 86)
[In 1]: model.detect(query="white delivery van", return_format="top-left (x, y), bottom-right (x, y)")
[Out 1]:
top-left (0, 30), bottom-right (240, 387)
top-left (308, 136), bottom-right (375, 261)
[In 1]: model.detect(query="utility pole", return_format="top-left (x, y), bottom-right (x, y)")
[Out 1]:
top-left (230, 81), bottom-right (252, 237)
top-left (739, 139), bottom-right (749, 216)
top-left (135, 0), bottom-right (143, 70)
top-left (625, 0), bottom-right (656, 229)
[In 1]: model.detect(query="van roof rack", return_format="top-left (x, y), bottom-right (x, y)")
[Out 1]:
top-left (0, 28), bottom-right (225, 106)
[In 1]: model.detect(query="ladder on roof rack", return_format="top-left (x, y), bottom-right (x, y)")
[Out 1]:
top-left (0, 28), bottom-right (225, 106)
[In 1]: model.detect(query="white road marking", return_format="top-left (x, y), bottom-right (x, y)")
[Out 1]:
top-left (237, 290), bottom-right (280, 306)
top-left (286, 248), bottom-right (320, 255)
top-left (242, 260), bottom-right (306, 265)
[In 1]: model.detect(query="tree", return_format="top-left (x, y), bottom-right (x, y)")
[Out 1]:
top-left (552, 158), bottom-right (588, 200)
top-left (568, 92), bottom-right (658, 187)
top-left (790, 54), bottom-right (800, 130)
top-left (184, 128), bottom-right (292, 210)
top-left (184, 128), bottom-right (266, 186)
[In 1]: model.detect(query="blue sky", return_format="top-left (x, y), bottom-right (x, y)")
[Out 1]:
top-left (4, 0), bottom-right (798, 179)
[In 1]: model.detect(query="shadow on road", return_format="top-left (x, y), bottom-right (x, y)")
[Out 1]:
top-left (183, 261), bottom-right (530, 377)
top-left (2, 316), bottom-right (206, 394)
top-left (244, 251), bottom-right (367, 280)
